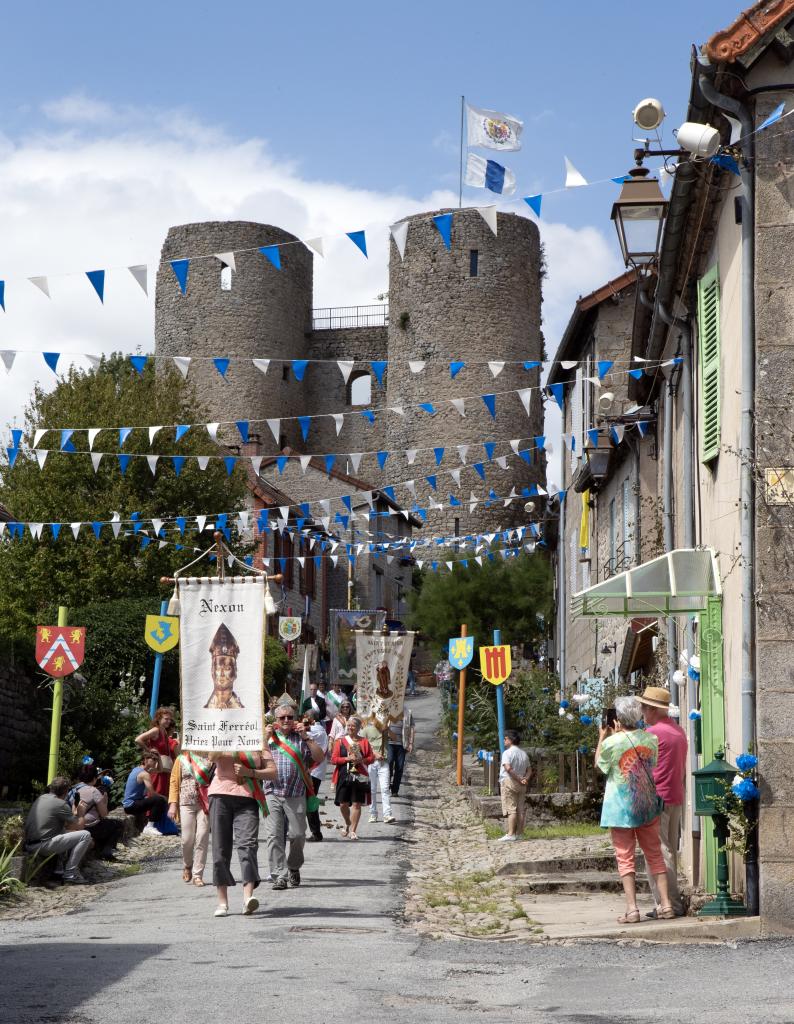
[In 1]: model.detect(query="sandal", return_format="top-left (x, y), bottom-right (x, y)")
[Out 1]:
top-left (192, 876), bottom-right (205, 887)
top-left (617, 909), bottom-right (641, 924)
top-left (341, 826), bottom-right (349, 838)
top-left (658, 905), bottom-right (676, 920)
top-left (182, 867), bottom-right (192, 883)
top-left (349, 831), bottom-right (358, 841)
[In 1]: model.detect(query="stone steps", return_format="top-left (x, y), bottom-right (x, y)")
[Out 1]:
top-left (498, 851), bottom-right (646, 877)
top-left (514, 870), bottom-right (651, 896)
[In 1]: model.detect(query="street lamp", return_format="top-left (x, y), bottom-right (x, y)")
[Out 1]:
top-left (610, 167), bottom-right (669, 268)
top-left (601, 640), bottom-right (619, 689)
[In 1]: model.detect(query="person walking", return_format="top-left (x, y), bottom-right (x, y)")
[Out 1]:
top-left (498, 730), bottom-right (530, 842)
top-left (24, 777), bottom-right (93, 884)
top-left (361, 718), bottom-right (394, 823)
top-left (302, 709), bottom-right (329, 842)
top-left (300, 682), bottom-right (327, 725)
top-left (208, 749), bottom-right (276, 917)
top-left (331, 716), bottom-right (376, 839)
top-left (388, 707), bottom-right (415, 796)
top-left (595, 696), bottom-right (675, 924)
top-left (122, 752), bottom-right (168, 833)
top-left (639, 686), bottom-right (688, 917)
top-left (265, 704), bottom-right (326, 889)
top-left (168, 752), bottom-right (212, 886)
top-left (329, 699), bottom-right (353, 745)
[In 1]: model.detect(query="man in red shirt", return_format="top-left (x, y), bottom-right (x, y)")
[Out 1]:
top-left (640, 685), bottom-right (688, 917)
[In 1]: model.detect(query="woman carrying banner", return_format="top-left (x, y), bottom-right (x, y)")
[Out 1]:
top-left (135, 707), bottom-right (181, 801)
top-left (331, 716), bottom-right (375, 840)
top-left (208, 749), bottom-right (277, 917)
top-left (329, 699), bottom-right (354, 745)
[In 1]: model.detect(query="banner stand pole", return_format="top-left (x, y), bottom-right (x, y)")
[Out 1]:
top-left (494, 627), bottom-right (506, 756)
top-left (456, 623), bottom-right (468, 785)
top-left (46, 605), bottom-right (68, 783)
top-left (148, 599), bottom-right (170, 719)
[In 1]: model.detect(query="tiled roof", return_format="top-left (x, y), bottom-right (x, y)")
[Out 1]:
top-left (705, 0), bottom-right (794, 62)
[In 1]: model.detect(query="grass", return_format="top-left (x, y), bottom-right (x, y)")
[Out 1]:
top-left (484, 821), bottom-right (604, 841)
top-left (114, 863), bottom-right (141, 877)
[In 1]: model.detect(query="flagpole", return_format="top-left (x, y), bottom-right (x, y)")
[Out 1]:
top-left (458, 95), bottom-right (465, 208)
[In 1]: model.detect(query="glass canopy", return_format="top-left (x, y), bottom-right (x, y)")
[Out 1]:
top-left (571, 549), bottom-right (721, 618)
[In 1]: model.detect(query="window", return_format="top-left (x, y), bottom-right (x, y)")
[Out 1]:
top-left (469, 249), bottom-right (479, 277)
top-left (622, 478), bottom-right (633, 565)
top-left (299, 538), bottom-right (315, 598)
top-left (609, 497), bottom-right (616, 569)
top-left (348, 372), bottom-right (372, 406)
top-left (274, 531), bottom-right (293, 588)
top-left (281, 364), bottom-right (289, 381)
top-left (697, 264), bottom-right (721, 463)
top-left (372, 565), bottom-right (384, 608)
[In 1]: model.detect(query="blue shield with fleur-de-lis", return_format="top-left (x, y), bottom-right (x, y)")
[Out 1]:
top-left (448, 636), bottom-right (474, 669)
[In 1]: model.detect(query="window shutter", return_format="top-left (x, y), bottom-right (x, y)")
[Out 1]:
top-left (697, 264), bottom-right (721, 463)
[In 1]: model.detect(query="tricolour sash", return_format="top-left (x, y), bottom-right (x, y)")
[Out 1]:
top-left (269, 732), bottom-right (320, 812)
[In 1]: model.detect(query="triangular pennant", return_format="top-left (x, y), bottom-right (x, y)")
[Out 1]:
top-left (118, 454), bottom-right (131, 475)
top-left (224, 456), bottom-right (236, 476)
top-left (259, 245), bottom-right (281, 270)
top-left (587, 428), bottom-right (600, 447)
top-left (450, 360), bottom-right (465, 379)
top-left (299, 454), bottom-right (311, 473)
top-left (518, 388), bottom-right (531, 415)
top-left (86, 270), bottom-right (105, 303)
top-left (35, 449), bottom-right (48, 470)
top-left (30, 276), bottom-right (50, 298)
top-left (484, 441), bottom-right (496, 461)
top-left (129, 355), bottom-right (148, 376)
top-left (85, 428), bottom-right (100, 450)
top-left (304, 237), bottom-right (324, 258)
top-left (389, 405), bottom-right (405, 417)
top-left (70, 522), bottom-right (82, 539)
top-left (173, 356), bottom-right (191, 379)
top-left (405, 479), bottom-right (416, 497)
top-left (1, 351), bottom-right (16, 373)
top-left (349, 452), bottom-right (363, 473)
top-left (119, 427), bottom-right (133, 447)
top-left (324, 454), bottom-right (336, 475)
top-left (597, 359), bottom-right (613, 380)
top-left (346, 231), bottom-right (368, 258)
top-left (267, 418), bottom-right (281, 444)
top-left (561, 360), bottom-right (578, 370)
top-left (510, 439), bottom-right (520, 454)
top-left (292, 359), bottom-right (309, 381)
top-left (276, 456), bottom-right (288, 475)
top-left (252, 358), bottom-right (270, 376)
top-left (389, 221), bottom-right (409, 260)
top-left (128, 265), bottom-right (148, 295)
top-left (434, 447), bottom-right (445, 465)
top-left (450, 468), bottom-right (461, 487)
top-left (170, 259), bottom-right (190, 294)
top-left (298, 416), bottom-right (311, 442)
top-left (250, 456), bottom-right (263, 476)
top-left (564, 157), bottom-right (588, 188)
top-left (332, 414), bottom-right (344, 436)
top-left (196, 515), bottom-right (207, 533)
top-left (611, 424), bottom-right (625, 445)
top-left (408, 361), bottom-right (425, 374)
top-left (197, 455), bottom-right (210, 471)
top-left (547, 383), bottom-right (565, 409)
top-left (147, 455), bottom-right (159, 475)
top-left (488, 361), bottom-right (505, 378)
top-left (377, 451), bottom-right (389, 469)
top-left (426, 475), bottom-right (437, 491)
top-left (60, 428), bottom-right (73, 451)
top-left (213, 358), bottom-right (230, 378)
top-left (758, 101), bottom-right (785, 132)
top-left (33, 428), bottom-right (46, 448)
top-left (432, 213), bottom-right (452, 250)
top-left (371, 361), bottom-right (387, 386)
top-left (457, 445), bottom-right (469, 464)
top-left (482, 394), bottom-right (496, 419)
top-left (43, 352), bottom-right (60, 373)
top-left (206, 422), bottom-right (220, 442)
top-left (495, 455), bottom-right (508, 469)
top-left (451, 398), bottom-right (466, 418)
top-left (523, 194), bottom-right (542, 217)
top-left (172, 456), bottom-right (186, 476)
top-left (476, 206), bottom-right (498, 235)
top-left (419, 402), bottom-right (436, 415)
top-left (405, 449), bottom-right (418, 464)
top-left (337, 359), bottom-right (355, 384)
top-left (216, 251), bottom-right (236, 272)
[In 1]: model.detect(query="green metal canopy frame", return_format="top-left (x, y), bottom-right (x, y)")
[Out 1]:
top-left (571, 549), bottom-right (722, 619)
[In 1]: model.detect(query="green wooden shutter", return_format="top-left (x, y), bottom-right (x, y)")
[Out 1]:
top-left (699, 595), bottom-right (726, 894)
top-left (697, 265), bottom-right (721, 463)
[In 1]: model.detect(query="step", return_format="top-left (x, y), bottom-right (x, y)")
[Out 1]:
top-left (515, 870), bottom-right (651, 896)
top-left (498, 852), bottom-right (646, 877)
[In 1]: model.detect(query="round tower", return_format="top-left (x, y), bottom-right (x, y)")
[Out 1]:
top-left (385, 208), bottom-right (544, 540)
top-left (155, 221), bottom-right (313, 451)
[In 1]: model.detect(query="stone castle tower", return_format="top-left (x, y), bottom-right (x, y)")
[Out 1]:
top-left (154, 208), bottom-right (545, 541)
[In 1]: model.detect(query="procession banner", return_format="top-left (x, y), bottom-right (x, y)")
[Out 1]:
top-left (178, 577), bottom-right (265, 752)
top-left (354, 630), bottom-right (415, 727)
top-left (330, 608), bottom-right (386, 687)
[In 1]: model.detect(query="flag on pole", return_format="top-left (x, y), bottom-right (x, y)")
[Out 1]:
top-left (301, 646), bottom-right (311, 708)
top-left (465, 153), bottom-right (516, 195)
top-left (466, 103), bottom-right (523, 151)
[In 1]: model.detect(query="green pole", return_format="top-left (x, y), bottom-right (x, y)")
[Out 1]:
top-left (46, 605), bottom-right (68, 783)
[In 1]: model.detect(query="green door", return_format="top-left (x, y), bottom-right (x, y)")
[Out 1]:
top-left (698, 595), bottom-right (726, 892)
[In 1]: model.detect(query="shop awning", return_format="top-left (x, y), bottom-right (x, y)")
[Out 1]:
top-left (571, 548), bottom-right (721, 618)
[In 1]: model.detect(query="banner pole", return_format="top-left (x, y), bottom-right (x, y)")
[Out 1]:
top-left (494, 627), bottom-right (506, 755)
top-left (458, 95), bottom-right (465, 209)
top-left (456, 623), bottom-right (467, 785)
top-left (46, 605), bottom-right (68, 783)
top-left (148, 599), bottom-right (170, 718)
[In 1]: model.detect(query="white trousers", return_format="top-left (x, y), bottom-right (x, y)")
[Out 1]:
top-left (368, 760), bottom-right (392, 818)
top-left (180, 802), bottom-right (209, 877)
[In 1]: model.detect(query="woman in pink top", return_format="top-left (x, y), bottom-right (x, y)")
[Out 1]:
top-left (208, 750), bottom-right (276, 918)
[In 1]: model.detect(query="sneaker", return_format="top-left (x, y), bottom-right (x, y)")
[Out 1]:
top-left (63, 873), bottom-right (90, 884)
top-left (243, 896), bottom-right (259, 915)
top-left (142, 823), bottom-right (161, 837)
top-left (288, 869), bottom-right (301, 888)
top-left (307, 834), bottom-right (323, 842)
top-left (214, 905), bottom-right (229, 918)
top-left (496, 834), bottom-right (517, 842)
top-left (271, 878), bottom-right (288, 891)
top-left (383, 815), bottom-right (396, 824)
top-left (368, 815), bottom-right (378, 823)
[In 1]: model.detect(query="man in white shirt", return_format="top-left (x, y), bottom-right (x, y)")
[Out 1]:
top-left (303, 709), bottom-right (329, 842)
top-left (498, 730), bottom-right (530, 842)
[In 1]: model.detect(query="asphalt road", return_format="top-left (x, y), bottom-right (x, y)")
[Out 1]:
top-left (2, 691), bottom-right (793, 1024)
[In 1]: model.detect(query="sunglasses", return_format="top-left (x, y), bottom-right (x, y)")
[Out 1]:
top-left (276, 715), bottom-right (295, 721)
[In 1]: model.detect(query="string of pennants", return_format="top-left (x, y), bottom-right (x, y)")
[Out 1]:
top-left (2, 357), bottom-right (681, 450)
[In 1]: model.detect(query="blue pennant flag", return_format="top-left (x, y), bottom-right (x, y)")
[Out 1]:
top-left (757, 101), bottom-right (785, 132)
top-left (597, 360), bottom-right (613, 379)
top-left (43, 352), bottom-right (60, 374)
top-left (259, 245), bottom-right (281, 269)
top-left (426, 475), bottom-right (437, 490)
top-left (314, 555), bottom-right (321, 570)
top-left (6, 447), bottom-right (18, 468)
top-left (277, 456), bottom-right (288, 474)
top-left (236, 421), bottom-right (249, 443)
top-left (347, 231), bottom-right (368, 258)
top-left (432, 213), bottom-right (453, 250)
top-left (86, 269), bottom-right (105, 303)
top-left (216, 513), bottom-right (228, 532)
top-left (637, 421), bottom-right (650, 437)
top-left (482, 394), bottom-right (496, 419)
top-left (672, 356), bottom-right (683, 365)
top-left (434, 447), bottom-right (445, 465)
top-left (383, 485), bottom-right (395, 502)
top-left (175, 517), bottom-right (186, 534)
top-left (419, 402), bottom-right (436, 415)
top-left (0, 280), bottom-right (5, 311)
top-left (172, 456), bottom-right (185, 476)
top-left (473, 462), bottom-right (485, 480)
top-left (300, 502), bottom-right (311, 518)
top-left (342, 495), bottom-right (353, 513)
top-left (118, 454), bottom-right (131, 475)
top-left (431, 562), bottom-right (439, 573)
top-left (213, 358), bottom-right (230, 378)
top-left (170, 259), bottom-right (190, 294)
top-left (587, 428), bottom-right (600, 447)
top-left (519, 449), bottom-right (532, 463)
top-left (91, 521), bottom-right (102, 538)
top-left (278, 558), bottom-right (287, 574)
top-left (534, 435), bottom-right (546, 449)
top-left (547, 383), bottom-right (565, 409)
top-left (483, 441), bottom-right (496, 461)
top-left (628, 368), bottom-right (644, 380)
top-left (292, 359), bottom-right (309, 381)
top-left (298, 416), bottom-right (311, 441)
top-left (336, 514), bottom-right (349, 530)
top-left (140, 536), bottom-right (151, 550)
top-left (119, 427), bottom-right (132, 447)
top-left (60, 429), bottom-right (73, 451)
top-left (175, 424), bottom-right (190, 441)
top-left (325, 454), bottom-right (336, 475)
top-left (51, 523), bottom-right (61, 540)
top-left (523, 194), bottom-right (542, 218)
top-left (377, 450), bottom-right (389, 469)
top-left (450, 360), bottom-right (465, 379)
top-left (523, 360), bottom-right (541, 370)
top-left (371, 361), bottom-right (387, 386)
top-left (361, 409), bottom-right (375, 424)
top-left (130, 355), bottom-right (148, 376)
top-left (10, 428), bottom-right (21, 448)
top-left (224, 456), bottom-right (236, 475)
top-left (710, 153), bottom-right (741, 176)
top-left (244, 556), bottom-right (254, 567)
top-left (257, 509), bottom-right (269, 532)
top-left (611, 175), bottom-right (632, 184)
top-left (449, 494), bottom-right (461, 506)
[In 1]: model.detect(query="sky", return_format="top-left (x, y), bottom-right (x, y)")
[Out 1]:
top-left (0, 0), bottom-right (741, 449)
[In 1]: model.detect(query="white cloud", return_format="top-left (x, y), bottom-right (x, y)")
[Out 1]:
top-left (0, 97), bottom-right (620, 471)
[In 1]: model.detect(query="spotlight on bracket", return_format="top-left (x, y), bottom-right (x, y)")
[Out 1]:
top-left (675, 121), bottom-right (721, 159)
top-left (632, 97), bottom-right (666, 132)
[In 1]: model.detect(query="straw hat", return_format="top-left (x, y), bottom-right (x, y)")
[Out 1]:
top-left (639, 685), bottom-right (672, 709)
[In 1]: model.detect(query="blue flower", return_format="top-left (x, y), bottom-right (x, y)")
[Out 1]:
top-left (560, 700), bottom-right (570, 709)
top-left (579, 715), bottom-right (593, 725)
top-left (578, 744), bottom-right (590, 754)
top-left (542, 687), bottom-right (550, 693)
top-left (688, 710), bottom-right (702, 721)
top-left (736, 753), bottom-right (758, 773)
top-left (81, 755), bottom-right (94, 765)
top-left (732, 778), bottom-right (760, 801)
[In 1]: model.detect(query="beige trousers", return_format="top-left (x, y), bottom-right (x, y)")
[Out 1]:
top-left (649, 802), bottom-right (684, 915)
top-left (180, 802), bottom-right (209, 878)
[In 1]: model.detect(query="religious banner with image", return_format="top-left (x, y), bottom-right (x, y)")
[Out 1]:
top-left (354, 630), bottom-right (415, 727)
top-left (330, 608), bottom-right (386, 688)
top-left (177, 577), bottom-right (265, 752)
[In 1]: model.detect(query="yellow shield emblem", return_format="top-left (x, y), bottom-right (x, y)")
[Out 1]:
top-left (479, 644), bottom-right (511, 685)
top-left (144, 614), bottom-right (180, 653)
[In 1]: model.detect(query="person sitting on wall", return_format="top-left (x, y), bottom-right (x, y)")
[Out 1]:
top-left (24, 777), bottom-right (93, 885)
top-left (122, 752), bottom-right (169, 834)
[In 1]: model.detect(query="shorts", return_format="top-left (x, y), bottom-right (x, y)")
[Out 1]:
top-left (335, 777), bottom-right (371, 806)
top-left (500, 777), bottom-right (527, 816)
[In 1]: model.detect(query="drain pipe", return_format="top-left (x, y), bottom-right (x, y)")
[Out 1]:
top-left (698, 75), bottom-right (756, 758)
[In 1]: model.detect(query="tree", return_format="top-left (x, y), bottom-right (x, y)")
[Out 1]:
top-left (408, 551), bottom-right (553, 655)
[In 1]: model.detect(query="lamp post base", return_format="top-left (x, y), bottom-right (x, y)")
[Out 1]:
top-left (698, 894), bottom-right (749, 917)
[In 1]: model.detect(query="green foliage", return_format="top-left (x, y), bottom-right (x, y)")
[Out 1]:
top-left (0, 815), bottom-right (24, 849)
top-left (0, 842), bottom-right (24, 897)
top-left (264, 637), bottom-right (290, 694)
top-left (408, 552), bottom-right (552, 655)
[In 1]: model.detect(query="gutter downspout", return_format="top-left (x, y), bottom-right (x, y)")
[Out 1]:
top-left (558, 497), bottom-right (566, 693)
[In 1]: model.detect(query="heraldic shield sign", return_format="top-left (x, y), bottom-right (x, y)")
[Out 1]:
top-left (36, 626), bottom-right (86, 678)
top-left (144, 614), bottom-right (180, 653)
top-left (479, 644), bottom-right (512, 685)
top-left (278, 616), bottom-right (302, 641)
top-left (448, 636), bottom-right (474, 669)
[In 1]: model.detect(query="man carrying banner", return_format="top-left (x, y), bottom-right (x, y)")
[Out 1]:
top-left (265, 703), bottom-right (326, 890)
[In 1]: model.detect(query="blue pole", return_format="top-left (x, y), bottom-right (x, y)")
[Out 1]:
top-left (494, 628), bottom-right (506, 755)
top-left (148, 599), bottom-right (169, 718)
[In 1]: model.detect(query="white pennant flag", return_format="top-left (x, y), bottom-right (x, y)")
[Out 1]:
top-left (469, 492), bottom-right (479, 512)
top-left (300, 455), bottom-right (311, 473)
top-left (173, 356), bottom-right (191, 379)
top-left (451, 398), bottom-right (466, 418)
top-left (319, 499), bottom-right (330, 515)
top-left (446, 561), bottom-right (453, 571)
top-left (561, 360), bottom-right (578, 369)
top-left (251, 456), bottom-right (263, 475)
top-left (253, 358), bottom-right (270, 376)
top-left (510, 439), bottom-right (520, 454)
top-left (35, 449), bottom-right (48, 469)
top-left (349, 453), bottom-right (363, 473)
top-left (457, 445), bottom-right (469, 464)
top-left (416, 560), bottom-right (424, 570)
top-left (149, 426), bottom-right (162, 445)
top-left (320, 516), bottom-right (330, 531)
top-left (197, 455), bottom-right (210, 471)
top-left (147, 455), bottom-right (159, 475)
top-left (87, 428), bottom-right (101, 450)
top-left (449, 468), bottom-right (461, 487)
top-left (1, 351), bottom-right (16, 373)
top-left (85, 354), bottom-right (101, 369)
top-left (296, 557), bottom-right (304, 569)
top-left (71, 522), bottom-right (82, 539)
top-left (405, 449), bottom-right (418, 464)
top-left (488, 360), bottom-right (505, 378)
top-left (29, 276), bottom-right (50, 298)
top-left (111, 512), bottom-right (121, 539)
top-left (267, 418), bottom-right (281, 444)
top-left (496, 455), bottom-right (508, 469)
top-left (331, 555), bottom-right (339, 568)
top-left (128, 265), bottom-right (148, 295)
top-left (475, 555), bottom-right (483, 566)
top-left (408, 361), bottom-right (425, 374)
top-left (476, 206), bottom-right (498, 235)
top-left (159, 540), bottom-right (168, 549)
top-left (518, 388), bottom-right (532, 416)
top-left (91, 452), bottom-right (103, 473)
top-left (362, 490), bottom-right (374, 508)
top-left (206, 423), bottom-right (220, 442)
top-left (564, 157), bottom-right (588, 188)
top-left (389, 405), bottom-right (405, 417)
top-left (389, 220), bottom-right (409, 260)
top-left (332, 414), bottom-right (344, 435)
top-left (196, 515), bottom-right (207, 533)
top-left (612, 424), bottom-right (626, 444)
top-left (215, 251), bottom-right (236, 272)
top-left (279, 506), bottom-right (289, 522)
top-left (337, 360), bottom-right (355, 384)
top-left (405, 479), bottom-right (416, 497)
top-left (304, 237), bottom-right (324, 258)
top-left (152, 518), bottom-right (164, 537)
top-left (237, 511), bottom-right (249, 531)
top-left (33, 428), bottom-right (46, 448)
top-left (30, 523), bottom-right (44, 539)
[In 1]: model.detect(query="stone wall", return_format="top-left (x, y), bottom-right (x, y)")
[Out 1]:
top-left (0, 661), bottom-right (47, 797)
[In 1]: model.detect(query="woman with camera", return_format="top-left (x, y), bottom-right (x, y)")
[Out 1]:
top-left (331, 716), bottom-right (375, 840)
top-left (595, 696), bottom-right (675, 924)
top-left (74, 762), bottom-right (124, 860)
